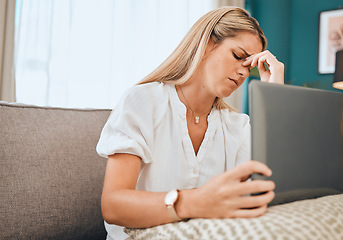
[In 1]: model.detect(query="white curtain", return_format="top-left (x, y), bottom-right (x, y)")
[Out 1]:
top-left (0, 0), bottom-right (16, 102)
top-left (15, 0), bottom-right (215, 109)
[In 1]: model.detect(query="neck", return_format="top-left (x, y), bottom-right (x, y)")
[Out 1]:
top-left (177, 83), bottom-right (215, 115)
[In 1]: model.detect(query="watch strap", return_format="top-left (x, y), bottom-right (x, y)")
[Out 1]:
top-left (167, 205), bottom-right (182, 221)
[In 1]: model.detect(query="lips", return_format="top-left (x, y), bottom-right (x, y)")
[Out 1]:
top-left (228, 78), bottom-right (239, 86)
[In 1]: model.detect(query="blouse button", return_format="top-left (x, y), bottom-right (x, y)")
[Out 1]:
top-left (192, 168), bottom-right (198, 174)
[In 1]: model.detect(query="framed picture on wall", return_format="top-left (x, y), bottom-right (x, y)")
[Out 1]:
top-left (318, 8), bottom-right (343, 74)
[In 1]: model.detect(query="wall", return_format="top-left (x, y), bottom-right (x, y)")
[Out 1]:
top-left (248, 0), bottom-right (343, 92)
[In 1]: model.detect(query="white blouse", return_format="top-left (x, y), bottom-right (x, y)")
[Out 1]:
top-left (96, 82), bottom-right (251, 240)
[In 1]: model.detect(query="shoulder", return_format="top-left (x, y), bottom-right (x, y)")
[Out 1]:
top-left (120, 82), bottom-right (167, 105)
top-left (219, 108), bottom-right (250, 128)
top-left (113, 82), bottom-right (170, 124)
top-left (218, 109), bottom-right (250, 145)
top-left (114, 82), bottom-right (166, 110)
top-left (123, 82), bottom-right (165, 101)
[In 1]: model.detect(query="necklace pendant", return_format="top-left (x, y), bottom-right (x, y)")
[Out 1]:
top-left (195, 116), bottom-right (200, 124)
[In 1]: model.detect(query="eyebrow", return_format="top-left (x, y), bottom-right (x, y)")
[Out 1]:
top-left (239, 47), bottom-right (251, 57)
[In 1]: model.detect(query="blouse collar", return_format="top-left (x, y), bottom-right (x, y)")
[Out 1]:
top-left (165, 83), bottom-right (219, 124)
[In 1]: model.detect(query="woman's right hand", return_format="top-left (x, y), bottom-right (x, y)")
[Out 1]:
top-left (243, 50), bottom-right (284, 85)
top-left (178, 160), bottom-right (275, 219)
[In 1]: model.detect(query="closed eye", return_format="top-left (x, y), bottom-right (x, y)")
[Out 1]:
top-left (232, 52), bottom-right (243, 60)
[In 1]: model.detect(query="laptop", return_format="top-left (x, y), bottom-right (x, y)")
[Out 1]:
top-left (249, 80), bottom-right (343, 203)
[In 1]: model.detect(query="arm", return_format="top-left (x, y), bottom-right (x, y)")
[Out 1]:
top-left (101, 153), bottom-right (275, 228)
top-left (101, 153), bottom-right (175, 228)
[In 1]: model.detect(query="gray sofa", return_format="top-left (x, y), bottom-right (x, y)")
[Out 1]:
top-left (1, 101), bottom-right (111, 239)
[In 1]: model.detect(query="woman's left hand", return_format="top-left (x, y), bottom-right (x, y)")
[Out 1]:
top-left (243, 50), bottom-right (284, 84)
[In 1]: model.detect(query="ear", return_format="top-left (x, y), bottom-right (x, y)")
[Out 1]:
top-left (203, 38), bottom-right (215, 60)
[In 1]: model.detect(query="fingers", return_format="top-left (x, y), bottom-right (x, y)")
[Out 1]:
top-left (233, 180), bottom-right (275, 196)
top-left (238, 191), bottom-right (275, 208)
top-left (243, 50), bottom-right (276, 69)
top-left (219, 189), bottom-right (274, 210)
top-left (227, 160), bottom-right (272, 181)
top-left (232, 205), bottom-right (268, 218)
top-left (243, 50), bottom-right (284, 84)
top-left (200, 190), bottom-right (274, 219)
top-left (197, 161), bottom-right (276, 219)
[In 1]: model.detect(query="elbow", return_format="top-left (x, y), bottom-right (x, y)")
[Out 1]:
top-left (101, 210), bottom-right (117, 225)
top-left (101, 195), bottom-right (123, 225)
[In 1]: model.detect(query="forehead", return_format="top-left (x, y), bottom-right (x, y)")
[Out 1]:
top-left (221, 32), bottom-right (263, 54)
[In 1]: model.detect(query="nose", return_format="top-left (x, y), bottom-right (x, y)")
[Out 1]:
top-left (237, 64), bottom-right (250, 79)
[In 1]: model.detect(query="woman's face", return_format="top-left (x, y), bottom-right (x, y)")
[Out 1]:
top-left (199, 32), bottom-right (263, 98)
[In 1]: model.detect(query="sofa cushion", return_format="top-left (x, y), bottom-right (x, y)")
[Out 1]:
top-left (0, 102), bottom-right (111, 239)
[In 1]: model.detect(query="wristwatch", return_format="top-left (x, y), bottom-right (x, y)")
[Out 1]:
top-left (164, 189), bottom-right (182, 221)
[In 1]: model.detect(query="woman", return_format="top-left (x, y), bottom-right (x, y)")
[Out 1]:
top-left (97, 7), bottom-right (284, 239)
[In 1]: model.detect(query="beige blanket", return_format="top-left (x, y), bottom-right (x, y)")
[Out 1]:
top-left (125, 194), bottom-right (343, 240)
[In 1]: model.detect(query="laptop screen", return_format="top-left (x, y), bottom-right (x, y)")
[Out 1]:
top-left (249, 80), bottom-right (343, 194)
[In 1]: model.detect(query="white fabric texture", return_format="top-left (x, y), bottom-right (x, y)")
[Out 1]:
top-left (96, 82), bottom-right (251, 239)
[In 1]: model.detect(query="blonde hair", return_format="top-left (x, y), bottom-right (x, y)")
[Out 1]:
top-left (138, 7), bottom-right (267, 110)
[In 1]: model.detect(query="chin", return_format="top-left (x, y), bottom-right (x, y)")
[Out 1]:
top-left (217, 92), bottom-right (233, 99)
top-left (219, 87), bottom-right (236, 98)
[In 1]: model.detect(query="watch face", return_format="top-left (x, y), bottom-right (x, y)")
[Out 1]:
top-left (164, 189), bottom-right (178, 205)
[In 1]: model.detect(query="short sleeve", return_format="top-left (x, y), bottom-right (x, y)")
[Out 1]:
top-left (96, 84), bottom-right (163, 164)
